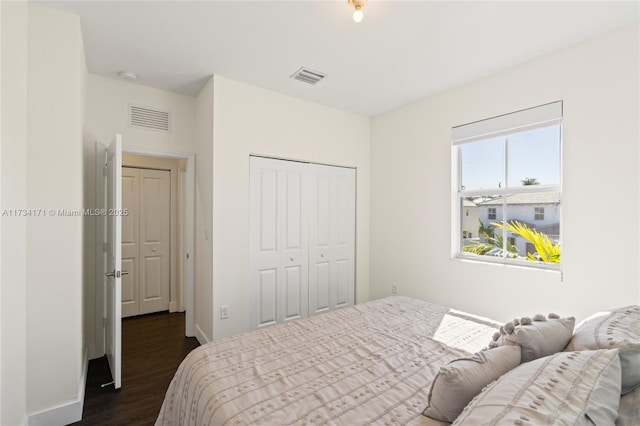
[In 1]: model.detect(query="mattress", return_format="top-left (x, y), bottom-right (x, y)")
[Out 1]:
top-left (155, 296), bottom-right (500, 425)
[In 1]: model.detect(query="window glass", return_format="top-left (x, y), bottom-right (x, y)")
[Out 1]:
top-left (507, 126), bottom-right (560, 187)
top-left (460, 137), bottom-right (504, 190)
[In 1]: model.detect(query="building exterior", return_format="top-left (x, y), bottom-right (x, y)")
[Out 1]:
top-left (468, 192), bottom-right (560, 257)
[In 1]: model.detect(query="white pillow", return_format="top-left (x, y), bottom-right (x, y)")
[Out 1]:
top-left (423, 345), bottom-right (521, 423)
top-left (566, 305), bottom-right (640, 394)
top-left (452, 349), bottom-right (621, 425)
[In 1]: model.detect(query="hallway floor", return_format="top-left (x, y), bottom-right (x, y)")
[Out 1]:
top-left (73, 311), bottom-right (200, 426)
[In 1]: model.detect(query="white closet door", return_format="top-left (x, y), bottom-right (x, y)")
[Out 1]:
top-left (308, 170), bottom-right (332, 315)
top-left (121, 167), bottom-right (140, 318)
top-left (279, 165), bottom-right (309, 323)
top-left (250, 157), bottom-right (309, 330)
top-left (333, 170), bottom-right (356, 309)
top-left (139, 169), bottom-right (171, 314)
top-left (308, 164), bottom-right (356, 315)
top-left (121, 167), bottom-right (171, 317)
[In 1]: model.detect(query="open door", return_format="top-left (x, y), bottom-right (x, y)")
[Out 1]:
top-left (105, 134), bottom-right (123, 389)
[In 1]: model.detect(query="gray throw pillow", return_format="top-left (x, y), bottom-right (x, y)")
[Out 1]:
top-left (423, 345), bottom-right (521, 423)
top-left (490, 314), bottom-right (575, 363)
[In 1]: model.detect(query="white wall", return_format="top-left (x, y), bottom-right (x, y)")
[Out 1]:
top-left (195, 77), bottom-right (214, 343)
top-left (370, 23), bottom-right (640, 324)
top-left (0, 1), bottom-right (28, 424)
top-left (25, 3), bottom-right (86, 421)
top-left (84, 74), bottom-right (198, 356)
top-left (211, 76), bottom-right (370, 340)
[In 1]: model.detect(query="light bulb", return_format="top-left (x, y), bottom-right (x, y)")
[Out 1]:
top-left (353, 6), bottom-right (363, 22)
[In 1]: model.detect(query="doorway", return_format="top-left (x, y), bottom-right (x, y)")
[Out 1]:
top-left (121, 154), bottom-right (180, 318)
top-left (95, 144), bottom-right (196, 363)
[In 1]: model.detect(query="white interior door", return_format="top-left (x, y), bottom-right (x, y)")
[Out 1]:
top-left (105, 134), bottom-right (123, 389)
top-left (332, 170), bottom-right (356, 309)
top-left (121, 167), bottom-right (140, 318)
top-left (250, 159), bottom-right (279, 329)
top-left (279, 165), bottom-right (308, 323)
top-left (308, 164), bottom-right (356, 315)
top-left (139, 169), bottom-right (171, 314)
top-left (249, 157), bottom-right (309, 330)
top-left (308, 170), bottom-right (332, 315)
top-left (121, 166), bottom-right (172, 317)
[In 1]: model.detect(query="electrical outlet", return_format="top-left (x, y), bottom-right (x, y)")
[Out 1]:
top-left (391, 282), bottom-right (398, 295)
top-left (220, 305), bottom-right (230, 319)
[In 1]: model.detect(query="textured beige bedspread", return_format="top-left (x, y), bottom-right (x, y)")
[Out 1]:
top-left (156, 296), bottom-right (499, 426)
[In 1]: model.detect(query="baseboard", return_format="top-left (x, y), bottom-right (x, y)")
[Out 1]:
top-left (28, 348), bottom-right (89, 426)
top-left (194, 323), bottom-right (210, 345)
top-left (169, 300), bottom-right (178, 312)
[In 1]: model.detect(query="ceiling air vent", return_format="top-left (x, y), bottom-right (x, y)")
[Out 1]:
top-left (129, 104), bottom-right (171, 133)
top-left (290, 67), bottom-right (327, 85)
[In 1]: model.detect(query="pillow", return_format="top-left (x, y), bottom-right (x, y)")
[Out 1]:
top-left (452, 349), bottom-right (622, 425)
top-left (423, 345), bottom-right (521, 423)
top-left (565, 305), bottom-right (640, 394)
top-left (489, 314), bottom-right (575, 363)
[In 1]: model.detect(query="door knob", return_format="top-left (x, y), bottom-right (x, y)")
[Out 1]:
top-left (105, 270), bottom-right (129, 278)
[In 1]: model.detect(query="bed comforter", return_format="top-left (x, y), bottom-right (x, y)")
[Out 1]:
top-left (155, 296), bottom-right (499, 425)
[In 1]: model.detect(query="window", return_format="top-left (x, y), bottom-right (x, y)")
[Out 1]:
top-left (453, 101), bottom-right (562, 269)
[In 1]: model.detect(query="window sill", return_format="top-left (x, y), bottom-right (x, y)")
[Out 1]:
top-left (453, 253), bottom-right (562, 273)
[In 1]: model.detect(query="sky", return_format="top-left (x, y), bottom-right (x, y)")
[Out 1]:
top-left (460, 125), bottom-right (561, 191)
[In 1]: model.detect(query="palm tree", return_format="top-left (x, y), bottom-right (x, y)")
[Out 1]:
top-left (521, 177), bottom-right (540, 186)
top-left (462, 220), bottom-right (519, 258)
top-left (493, 220), bottom-right (560, 263)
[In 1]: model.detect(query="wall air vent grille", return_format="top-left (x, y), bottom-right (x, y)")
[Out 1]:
top-left (290, 67), bottom-right (327, 85)
top-left (129, 104), bottom-right (171, 133)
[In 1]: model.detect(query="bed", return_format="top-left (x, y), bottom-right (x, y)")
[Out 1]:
top-left (156, 296), bottom-right (640, 425)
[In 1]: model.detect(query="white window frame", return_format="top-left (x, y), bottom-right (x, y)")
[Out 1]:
top-left (451, 101), bottom-right (563, 271)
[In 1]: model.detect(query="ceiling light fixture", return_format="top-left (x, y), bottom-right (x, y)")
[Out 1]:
top-left (348, 0), bottom-right (367, 23)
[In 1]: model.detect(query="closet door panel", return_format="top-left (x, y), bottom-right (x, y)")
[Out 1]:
top-left (309, 171), bottom-right (333, 316)
top-left (259, 169), bottom-right (278, 253)
top-left (139, 169), bottom-right (171, 314)
top-left (335, 259), bottom-right (350, 308)
top-left (258, 268), bottom-right (278, 327)
top-left (250, 160), bottom-right (281, 329)
top-left (333, 170), bottom-right (356, 308)
top-left (280, 167), bottom-right (308, 323)
top-left (121, 168), bottom-right (140, 318)
top-left (283, 265), bottom-right (302, 321)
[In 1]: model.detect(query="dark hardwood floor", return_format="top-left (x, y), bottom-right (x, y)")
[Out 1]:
top-left (73, 312), bottom-right (200, 426)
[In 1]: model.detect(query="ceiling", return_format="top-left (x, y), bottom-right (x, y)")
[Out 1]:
top-left (47, 1), bottom-right (639, 117)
